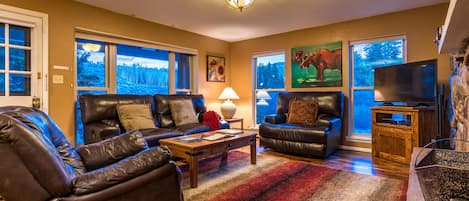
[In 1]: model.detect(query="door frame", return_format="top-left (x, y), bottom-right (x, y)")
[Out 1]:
top-left (0, 4), bottom-right (49, 112)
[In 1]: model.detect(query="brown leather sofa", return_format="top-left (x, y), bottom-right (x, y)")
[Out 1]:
top-left (0, 106), bottom-right (183, 201)
top-left (259, 92), bottom-right (344, 158)
top-left (79, 94), bottom-right (228, 145)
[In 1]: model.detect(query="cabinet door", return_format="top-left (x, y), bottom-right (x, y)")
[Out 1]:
top-left (375, 126), bottom-right (412, 163)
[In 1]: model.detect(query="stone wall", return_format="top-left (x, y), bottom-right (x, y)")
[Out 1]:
top-left (450, 46), bottom-right (469, 151)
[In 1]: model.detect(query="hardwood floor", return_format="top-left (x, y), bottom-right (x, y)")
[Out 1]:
top-left (239, 138), bottom-right (410, 181)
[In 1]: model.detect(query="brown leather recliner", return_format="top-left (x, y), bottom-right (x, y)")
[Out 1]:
top-left (259, 92), bottom-right (344, 158)
top-left (0, 106), bottom-right (183, 201)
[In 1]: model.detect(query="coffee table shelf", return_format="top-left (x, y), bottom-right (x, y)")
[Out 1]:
top-left (160, 131), bottom-right (257, 188)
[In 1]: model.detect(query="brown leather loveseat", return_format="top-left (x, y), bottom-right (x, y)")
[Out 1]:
top-left (259, 92), bottom-right (344, 158)
top-left (0, 106), bottom-right (183, 201)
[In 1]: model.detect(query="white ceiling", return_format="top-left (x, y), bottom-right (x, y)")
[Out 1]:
top-left (76, 0), bottom-right (448, 42)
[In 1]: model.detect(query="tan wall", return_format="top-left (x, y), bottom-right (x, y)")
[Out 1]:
top-left (0, 1), bottom-right (451, 147)
top-left (0, 0), bottom-right (231, 144)
top-left (230, 4), bottom-right (450, 148)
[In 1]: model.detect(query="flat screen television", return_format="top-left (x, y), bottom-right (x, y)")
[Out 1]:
top-left (374, 59), bottom-right (437, 105)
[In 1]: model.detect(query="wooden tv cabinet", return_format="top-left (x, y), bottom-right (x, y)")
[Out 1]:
top-left (371, 106), bottom-right (436, 164)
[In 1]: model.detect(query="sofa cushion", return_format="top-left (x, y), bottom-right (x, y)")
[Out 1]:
top-left (117, 104), bottom-right (156, 131)
top-left (175, 123), bottom-right (210, 135)
top-left (260, 136), bottom-right (326, 156)
top-left (169, 99), bottom-right (198, 126)
top-left (138, 128), bottom-right (184, 147)
top-left (259, 123), bottom-right (329, 144)
top-left (79, 94), bottom-right (155, 124)
top-left (154, 94), bottom-right (207, 128)
top-left (276, 92), bottom-right (343, 117)
top-left (287, 99), bottom-right (318, 126)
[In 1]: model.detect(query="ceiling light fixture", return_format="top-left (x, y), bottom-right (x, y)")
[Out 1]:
top-left (226, 0), bottom-right (254, 12)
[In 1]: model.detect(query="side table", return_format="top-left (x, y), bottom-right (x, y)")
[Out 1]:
top-left (224, 118), bottom-right (244, 130)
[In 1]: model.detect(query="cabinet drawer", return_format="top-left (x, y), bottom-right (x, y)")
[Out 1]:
top-left (376, 126), bottom-right (412, 136)
top-left (374, 128), bottom-right (412, 163)
top-left (228, 137), bottom-right (252, 149)
top-left (197, 137), bottom-right (254, 156)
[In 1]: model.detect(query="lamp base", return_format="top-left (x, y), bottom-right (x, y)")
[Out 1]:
top-left (220, 100), bottom-right (236, 119)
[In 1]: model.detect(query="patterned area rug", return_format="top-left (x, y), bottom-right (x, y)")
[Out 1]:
top-left (180, 151), bottom-right (407, 201)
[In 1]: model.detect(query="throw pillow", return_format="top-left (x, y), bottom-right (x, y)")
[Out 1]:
top-left (202, 111), bottom-right (221, 130)
top-left (169, 99), bottom-right (199, 126)
top-left (116, 104), bottom-right (156, 131)
top-left (287, 99), bottom-right (319, 126)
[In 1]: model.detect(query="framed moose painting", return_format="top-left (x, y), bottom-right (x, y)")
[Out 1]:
top-left (291, 41), bottom-right (342, 88)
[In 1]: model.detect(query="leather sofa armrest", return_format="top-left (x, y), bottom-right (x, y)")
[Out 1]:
top-left (264, 114), bottom-right (286, 124)
top-left (84, 121), bottom-right (121, 144)
top-left (220, 120), bottom-right (230, 129)
top-left (316, 115), bottom-right (342, 130)
top-left (73, 146), bottom-right (172, 195)
top-left (77, 130), bottom-right (148, 171)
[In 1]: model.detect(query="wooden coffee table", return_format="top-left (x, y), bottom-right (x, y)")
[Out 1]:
top-left (160, 131), bottom-right (257, 188)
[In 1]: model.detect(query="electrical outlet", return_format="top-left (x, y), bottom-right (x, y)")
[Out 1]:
top-left (52, 75), bottom-right (64, 84)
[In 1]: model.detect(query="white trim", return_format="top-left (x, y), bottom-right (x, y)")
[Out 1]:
top-left (353, 87), bottom-right (374, 90)
top-left (0, 4), bottom-right (48, 113)
top-left (75, 27), bottom-right (198, 55)
top-left (53, 65), bottom-right (70, 71)
top-left (75, 87), bottom-right (108, 91)
top-left (191, 54), bottom-right (199, 94)
top-left (107, 44), bottom-right (116, 93)
top-left (347, 135), bottom-right (373, 142)
top-left (1, 44), bottom-right (33, 50)
top-left (168, 52), bottom-right (176, 94)
top-left (252, 49), bottom-right (285, 58)
top-left (350, 34), bottom-right (407, 45)
top-left (252, 51), bottom-right (286, 126)
top-left (339, 145), bottom-right (372, 153)
top-left (256, 88), bottom-right (286, 92)
top-left (251, 56), bottom-right (257, 127)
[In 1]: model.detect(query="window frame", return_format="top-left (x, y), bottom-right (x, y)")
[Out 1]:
top-left (74, 33), bottom-right (198, 95)
top-left (348, 35), bottom-right (407, 141)
top-left (74, 32), bottom-right (198, 144)
top-left (252, 50), bottom-right (286, 128)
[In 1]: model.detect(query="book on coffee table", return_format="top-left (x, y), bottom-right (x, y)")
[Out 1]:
top-left (216, 129), bottom-right (243, 135)
top-left (203, 134), bottom-right (231, 141)
top-left (174, 136), bottom-right (202, 143)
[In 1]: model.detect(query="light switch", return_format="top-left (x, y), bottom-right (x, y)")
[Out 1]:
top-left (52, 75), bottom-right (64, 84)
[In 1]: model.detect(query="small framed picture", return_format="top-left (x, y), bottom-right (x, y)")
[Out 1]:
top-left (207, 55), bottom-right (225, 82)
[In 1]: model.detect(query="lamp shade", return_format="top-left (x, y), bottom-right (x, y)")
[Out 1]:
top-left (218, 87), bottom-right (240, 100)
top-left (256, 90), bottom-right (271, 100)
top-left (82, 43), bottom-right (101, 52)
top-left (256, 99), bottom-right (269, 106)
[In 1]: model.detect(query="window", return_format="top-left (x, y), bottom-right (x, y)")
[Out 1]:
top-left (75, 37), bottom-right (195, 144)
top-left (175, 53), bottom-right (192, 94)
top-left (0, 24), bottom-right (32, 96)
top-left (116, 44), bottom-right (169, 95)
top-left (350, 36), bottom-right (406, 139)
top-left (253, 52), bottom-right (285, 125)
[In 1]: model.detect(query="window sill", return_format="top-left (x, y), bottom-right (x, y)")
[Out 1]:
top-left (346, 135), bottom-right (372, 143)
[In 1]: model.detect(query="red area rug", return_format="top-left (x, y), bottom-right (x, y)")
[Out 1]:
top-left (180, 151), bottom-right (407, 201)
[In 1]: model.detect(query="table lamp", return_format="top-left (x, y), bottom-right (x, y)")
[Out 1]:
top-left (256, 90), bottom-right (271, 106)
top-left (218, 87), bottom-right (240, 119)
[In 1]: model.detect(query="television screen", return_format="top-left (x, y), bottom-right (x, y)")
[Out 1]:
top-left (374, 59), bottom-right (436, 104)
